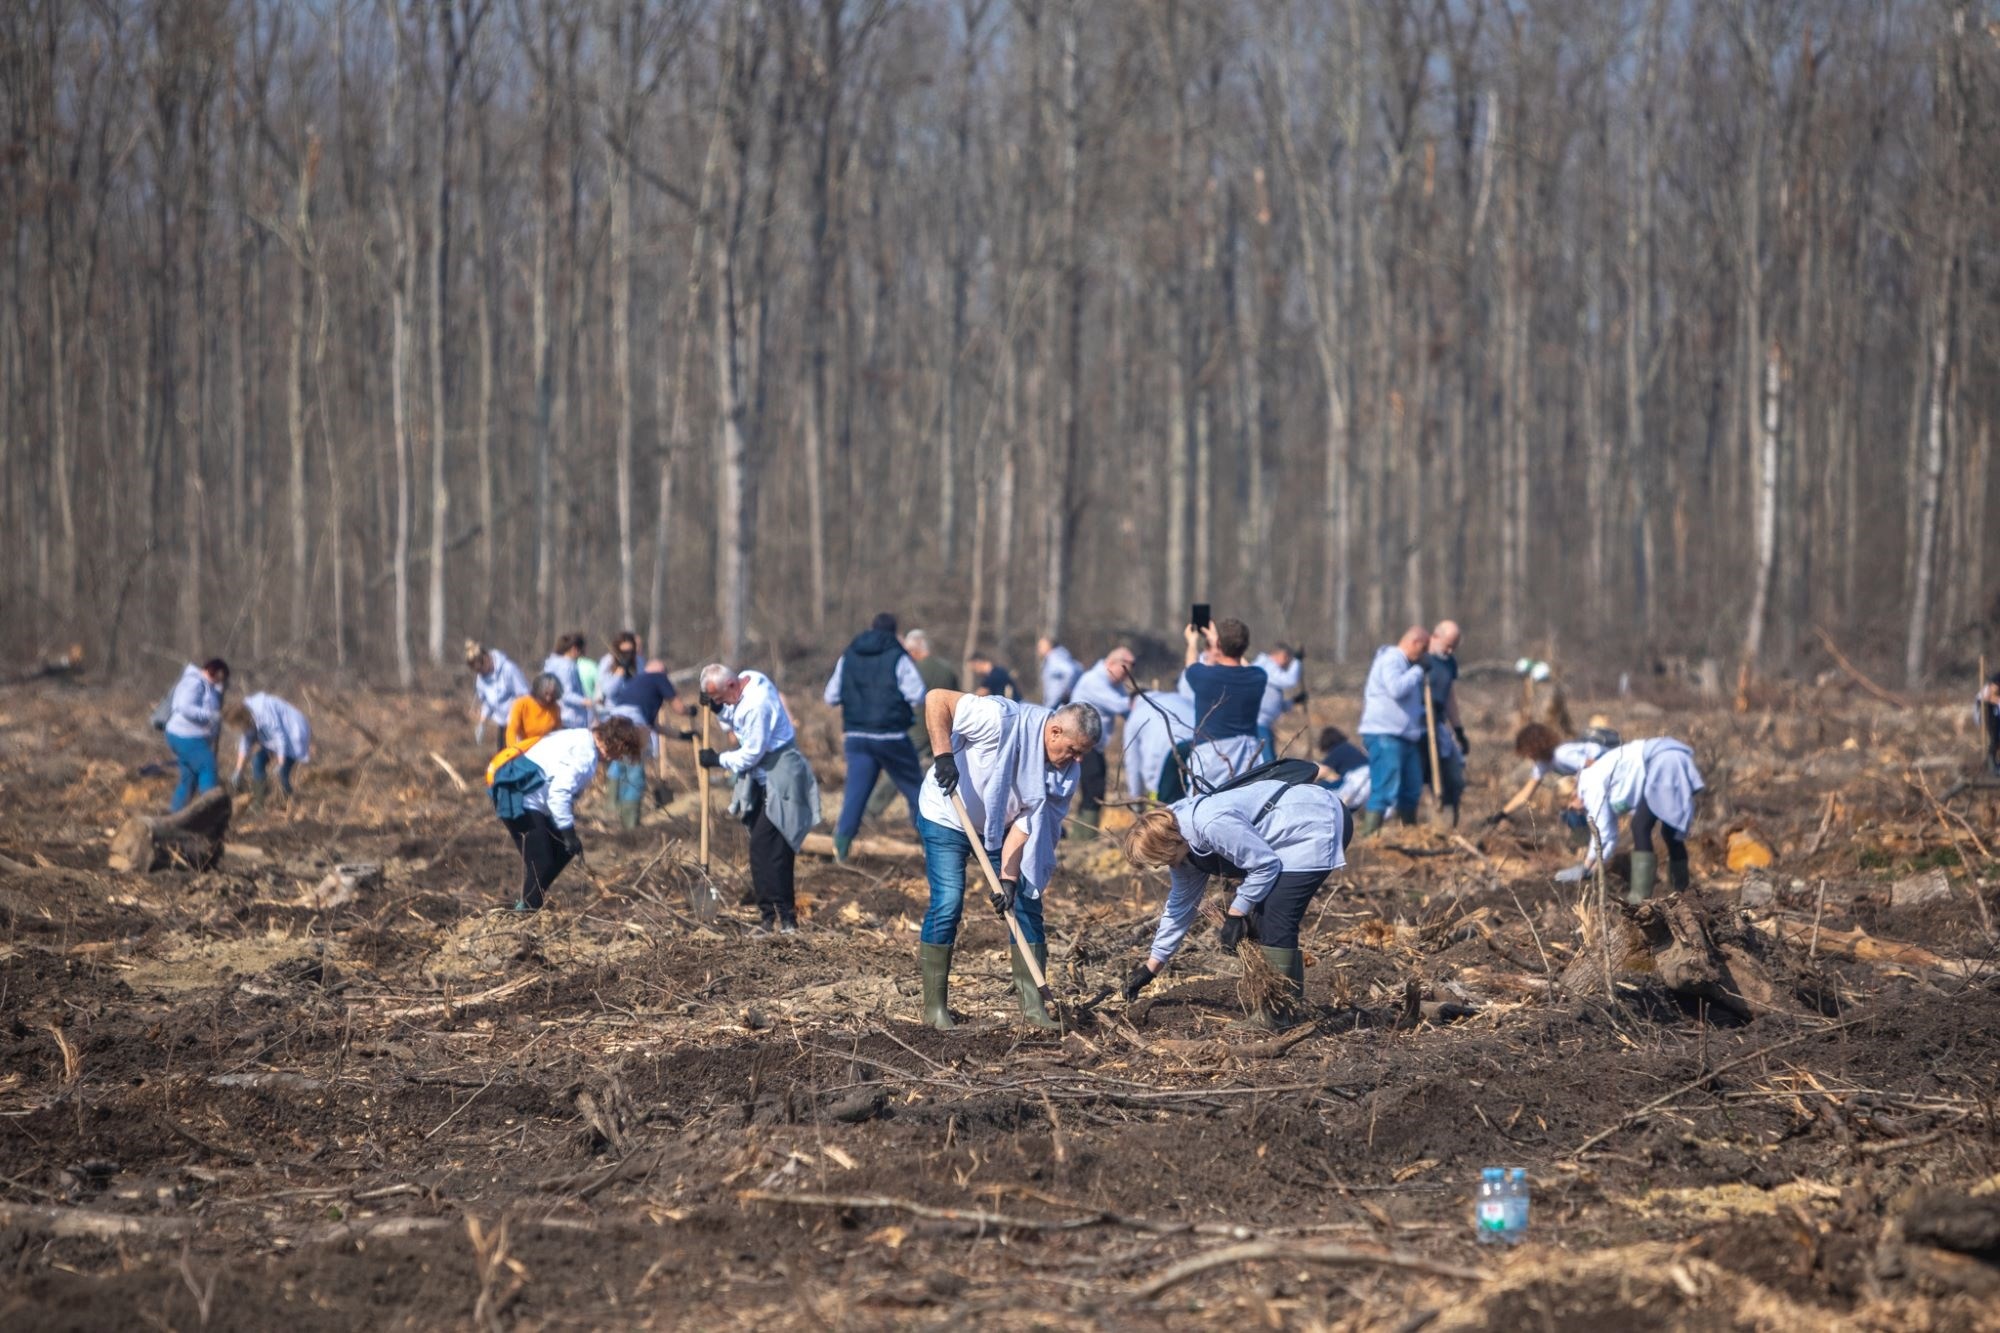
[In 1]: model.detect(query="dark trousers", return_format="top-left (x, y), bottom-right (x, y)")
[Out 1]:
top-left (502, 809), bottom-right (573, 910)
top-left (1629, 799), bottom-right (1688, 870)
top-left (1246, 868), bottom-right (1334, 950)
top-left (747, 782), bottom-right (797, 925)
top-left (1079, 748), bottom-right (1108, 818)
top-left (836, 734), bottom-right (926, 839)
top-left (1419, 745), bottom-right (1466, 808)
top-left (250, 747), bottom-right (297, 796)
top-left (1986, 708), bottom-right (2000, 764)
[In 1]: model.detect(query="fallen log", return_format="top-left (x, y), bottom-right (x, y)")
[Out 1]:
top-left (108, 786), bottom-right (231, 873)
top-left (1560, 892), bottom-right (1805, 1019)
top-left (0, 1202), bottom-right (196, 1240)
top-left (798, 832), bottom-right (922, 861)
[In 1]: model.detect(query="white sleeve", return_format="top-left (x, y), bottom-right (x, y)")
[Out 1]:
top-left (823, 658), bottom-right (844, 707)
top-left (720, 697), bottom-right (773, 774)
top-left (896, 655), bottom-right (926, 707)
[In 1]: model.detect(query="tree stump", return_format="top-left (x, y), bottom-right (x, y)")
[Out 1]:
top-left (1560, 891), bottom-right (1804, 1020)
top-left (108, 787), bottom-right (232, 873)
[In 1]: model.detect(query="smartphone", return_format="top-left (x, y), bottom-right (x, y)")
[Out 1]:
top-left (1191, 602), bottom-right (1211, 630)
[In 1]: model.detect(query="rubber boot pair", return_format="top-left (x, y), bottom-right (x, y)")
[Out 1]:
top-left (617, 800), bottom-right (641, 831)
top-left (1011, 937), bottom-right (1061, 1030)
top-left (1236, 947), bottom-right (1307, 1032)
top-left (248, 773), bottom-right (269, 812)
top-left (1627, 852), bottom-right (1657, 904)
top-left (1358, 810), bottom-right (1383, 838)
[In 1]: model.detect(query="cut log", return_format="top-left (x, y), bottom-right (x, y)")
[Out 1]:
top-left (798, 832), bottom-right (922, 861)
top-left (1560, 892), bottom-right (1803, 1019)
top-left (108, 787), bottom-right (231, 873)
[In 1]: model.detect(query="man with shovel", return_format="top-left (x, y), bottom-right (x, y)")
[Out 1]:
top-left (914, 687), bottom-right (1101, 1030)
top-left (698, 663), bottom-right (821, 935)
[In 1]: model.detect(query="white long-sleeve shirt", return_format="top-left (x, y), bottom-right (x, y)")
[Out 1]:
top-left (1040, 645), bottom-right (1082, 706)
top-left (1148, 780), bottom-right (1347, 964)
top-left (473, 651), bottom-right (529, 725)
top-left (542, 654), bottom-right (591, 728)
top-left (1573, 738), bottom-right (1703, 865)
top-left (1532, 740), bottom-right (1606, 782)
top-left (165, 665), bottom-right (224, 740)
top-left (717, 670), bottom-right (797, 779)
top-left (1069, 661), bottom-right (1133, 750)
top-left (236, 693), bottom-right (313, 762)
top-left (1252, 653), bottom-right (1301, 731)
top-left (520, 729), bottom-right (600, 829)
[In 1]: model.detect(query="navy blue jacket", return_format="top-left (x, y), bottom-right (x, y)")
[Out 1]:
top-left (838, 630), bottom-right (914, 734)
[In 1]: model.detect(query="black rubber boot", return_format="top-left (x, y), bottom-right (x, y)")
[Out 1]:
top-left (919, 943), bottom-right (955, 1030)
top-left (1012, 938), bottom-right (1061, 1030)
top-left (1668, 857), bottom-right (1690, 893)
top-left (1627, 851), bottom-right (1658, 904)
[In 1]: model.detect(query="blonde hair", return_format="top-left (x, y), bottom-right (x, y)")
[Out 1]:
top-left (1123, 809), bottom-right (1188, 869)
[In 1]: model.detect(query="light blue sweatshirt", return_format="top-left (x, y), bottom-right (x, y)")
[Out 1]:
top-left (165, 665), bottom-right (224, 740)
top-left (1358, 646), bottom-right (1426, 740)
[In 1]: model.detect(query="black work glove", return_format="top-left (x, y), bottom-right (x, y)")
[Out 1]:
top-left (677, 729), bottom-right (698, 742)
top-left (1417, 652), bottom-right (1436, 671)
top-left (1219, 912), bottom-right (1253, 951)
top-left (1453, 725), bottom-right (1470, 755)
top-left (932, 750), bottom-right (960, 796)
top-left (990, 877), bottom-right (1018, 917)
top-left (559, 825), bottom-right (584, 858)
top-left (1123, 962), bottom-right (1158, 1003)
top-left (1291, 689), bottom-right (1309, 707)
top-left (700, 693), bottom-right (721, 713)
top-left (1484, 810), bottom-right (1510, 828)
top-left (697, 747), bottom-right (722, 769)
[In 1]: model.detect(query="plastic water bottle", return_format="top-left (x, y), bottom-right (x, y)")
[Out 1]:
top-left (1475, 1168), bottom-right (1529, 1244)
top-left (1504, 1168), bottom-right (1530, 1241)
top-left (1474, 1168), bottom-right (1507, 1243)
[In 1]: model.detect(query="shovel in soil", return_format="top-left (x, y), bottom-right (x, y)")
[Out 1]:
top-left (684, 712), bottom-right (725, 922)
top-left (949, 790), bottom-right (1065, 1026)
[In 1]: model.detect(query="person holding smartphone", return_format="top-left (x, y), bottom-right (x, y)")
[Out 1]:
top-left (1179, 612), bottom-right (1267, 791)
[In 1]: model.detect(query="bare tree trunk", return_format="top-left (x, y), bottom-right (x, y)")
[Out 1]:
top-left (609, 144), bottom-right (636, 631)
top-left (1743, 339), bottom-right (1780, 668)
top-left (1040, 0), bottom-right (1082, 640)
top-left (1904, 286), bottom-right (1950, 687)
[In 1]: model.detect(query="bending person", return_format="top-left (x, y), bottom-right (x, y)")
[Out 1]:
top-left (488, 718), bottom-right (645, 912)
top-left (507, 674), bottom-right (566, 753)
top-left (915, 689), bottom-right (1099, 1030)
top-left (1487, 722), bottom-right (1611, 827)
top-left (466, 642), bottom-right (529, 746)
top-left (162, 659), bottom-right (230, 813)
top-left (1120, 776), bottom-right (1347, 1029)
top-left (225, 693), bottom-right (313, 807)
top-left (698, 663), bottom-right (821, 935)
top-left (1564, 737), bottom-right (1706, 902)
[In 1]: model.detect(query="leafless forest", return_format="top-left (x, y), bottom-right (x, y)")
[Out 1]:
top-left (1, 0), bottom-right (1994, 684)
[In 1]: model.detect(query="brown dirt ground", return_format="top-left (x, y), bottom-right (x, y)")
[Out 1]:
top-left (2, 678), bottom-right (1998, 1330)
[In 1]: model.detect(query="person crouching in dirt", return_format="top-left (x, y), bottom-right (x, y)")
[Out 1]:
top-left (225, 693), bottom-right (313, 809)
top-left (487, 718), bottom-right (645, 912)
top-left (915, 689), bottom-right (1099, 1030)
top-left (506, 674), bottom-right (566, 754)
top-left (697, 663), bottom-right (821, 936)
top-left (1486, 720), bottom-right (1616, 836)
top-left (1561, 737), bottom-right (1706, 903)
top-left (1119, 776), bottom-right (1347, 1029)
top-left (466, 641), bottom-right (529, 746)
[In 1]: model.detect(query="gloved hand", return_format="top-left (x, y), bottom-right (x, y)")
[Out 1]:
top-left (1291, 689), bottom-right (1310, 707)
top-left (990, 877), bottom-right (1018, 917)
top-left (1484, 809), bottom-right (1511, 828)
top-left (1219, 912), bottom-right (1253, 951)
top-left (1122, 961), bottom-right (1158, 1003)
top-left (1554, 864), bottom-right (1587, 884)
top-left (677, 729), bottom-right (698, 742)
top-left (560, 825), bottom-right (585, 859)
top-left (1453, 725), bottom-right (1470, 755)
top-left (700, 692), bottom-right (721, 713)
top-left (697, 747), bottom-right (722, 769)
top-left (932, 751), bottom-right (960, 796)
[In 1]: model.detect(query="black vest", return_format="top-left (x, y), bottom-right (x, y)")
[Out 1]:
top-left (839, 631), bottom-right (914, 734)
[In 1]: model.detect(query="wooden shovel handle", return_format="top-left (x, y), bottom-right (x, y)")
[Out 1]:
top-left (949, 790), bottom-right (1052, 997)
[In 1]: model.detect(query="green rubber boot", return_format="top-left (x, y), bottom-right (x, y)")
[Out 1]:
top-left (1358, 810), bottom-right (1383, 838)
top-left (1234, 946), bottom-right (1306, 1031)
top-left (1627, 851), bottom-right (1658, 904)
top-left (919, 943), bottom-right (955, 1030)
top-left (617, 799), bottom-right (641, 831)
top-left (1012, 938), bottom-right (1061, 1030)
top-left (248, 774), bottom-right (269, 812)
top-left (1668, 857), bottom-right (1690, 893)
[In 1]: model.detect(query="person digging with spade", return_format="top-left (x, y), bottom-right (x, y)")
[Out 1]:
top-left (1119, 773), bottom-right (1348, 1030)
top-left (487, 717), bottom-right (645, 912)
top-left (914, 687), bottom-right (1101, 1030)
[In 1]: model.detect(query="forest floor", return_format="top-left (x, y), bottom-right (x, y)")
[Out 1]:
top-left (2, 676), bottom-right (1999, 1331)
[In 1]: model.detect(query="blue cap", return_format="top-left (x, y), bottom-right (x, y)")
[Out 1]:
top-left (1508, 1168), bottom-right (1527, 1182)
top-left (1482, 1168), bottom-right (1503, 1181)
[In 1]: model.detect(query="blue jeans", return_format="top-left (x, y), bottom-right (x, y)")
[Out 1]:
top-left (916, 812), bottom-right (1046, 948)
top-left (250, 748), bottom-right (297, 796)
top-left (1364, 734), bottom-right (1422, 819)
top-left (168, 732), bottom-right (218, 812)
top-left (837, 735), bottom-right (926, 840)
top-left (608, 759), bottom-right (645, 804)
top-left (1256, 726), bottom-right (1278, 765)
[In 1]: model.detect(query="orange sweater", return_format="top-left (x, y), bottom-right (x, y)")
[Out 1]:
top-left (504, 696), bottom-right (560, 753)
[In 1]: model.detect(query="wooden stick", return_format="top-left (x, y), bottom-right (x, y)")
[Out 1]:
top-left (1422, 675), bottom-right (1444, 825)
top-left (1813, 625), bottom-right (1912, 707)
top-left (696, 710), bottom-right (711, 871)
top-left (949, 790), bottom-right (1053, 1003)
top-left (1130, 1240), bottom-right (1488, 1299)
